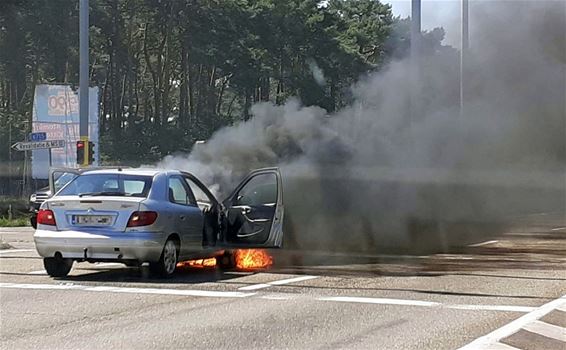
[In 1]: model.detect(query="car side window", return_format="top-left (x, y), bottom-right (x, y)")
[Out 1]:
top-left (168, 176), bottom-right (196, 206)
top-left (235, 173), bottom-right (277, 206)
top-left (184, 177), bottom-right (213, 210)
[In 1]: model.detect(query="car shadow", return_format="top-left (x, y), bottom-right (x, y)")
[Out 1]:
top-left (59, 264), bottom-right (257, 284)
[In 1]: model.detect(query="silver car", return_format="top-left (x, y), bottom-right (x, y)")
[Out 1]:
top-left (34, 167), bottom-right (284, 277)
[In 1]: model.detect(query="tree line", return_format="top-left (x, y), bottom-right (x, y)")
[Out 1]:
top-left (0, 0), bottom-right (446, 195)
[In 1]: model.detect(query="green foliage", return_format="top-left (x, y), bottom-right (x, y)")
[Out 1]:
top-left (0, 0), bottom-right (448, 171)
top-left (0, 217), bottom-right (30, 227)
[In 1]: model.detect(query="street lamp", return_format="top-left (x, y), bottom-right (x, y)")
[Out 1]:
top-left (79, 0), bottom-right (90, 166)
top-left (460, 0), bottom-right (469, 119)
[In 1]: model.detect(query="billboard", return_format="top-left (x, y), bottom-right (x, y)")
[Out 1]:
top-left (31, 84), bottom-right (99, 179)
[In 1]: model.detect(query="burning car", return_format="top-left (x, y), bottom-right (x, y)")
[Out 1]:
top-left (34, 167), bottom-right (283, 277)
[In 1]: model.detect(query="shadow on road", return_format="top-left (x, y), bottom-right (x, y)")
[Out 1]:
top-left (57, 264), bottom-right (256, 285)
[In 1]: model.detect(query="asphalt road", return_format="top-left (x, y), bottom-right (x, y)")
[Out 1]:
top-left (1, 215), bottom-right (565, 350)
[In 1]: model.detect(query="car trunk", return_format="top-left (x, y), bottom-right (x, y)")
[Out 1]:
top-left (48, 196), bottom-right (145, 232)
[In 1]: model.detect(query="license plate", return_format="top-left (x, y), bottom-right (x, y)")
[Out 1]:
top-left (73, 215), bottom-right (112, 226)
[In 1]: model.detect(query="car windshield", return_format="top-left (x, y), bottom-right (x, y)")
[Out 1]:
top-left (57, 174), bottom-right (152, 198)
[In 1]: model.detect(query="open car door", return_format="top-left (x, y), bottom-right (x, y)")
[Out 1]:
top-left (221, 168), bottom-right (284, 248)
top-left (48, 167), bottom-right (82, 196)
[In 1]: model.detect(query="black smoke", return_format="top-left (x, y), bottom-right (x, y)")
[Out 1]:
top-left (159, 1), bottom-right (565, 254)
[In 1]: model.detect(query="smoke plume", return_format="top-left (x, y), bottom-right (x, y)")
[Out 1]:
top-left (159, 1), bottom-right (565, 254)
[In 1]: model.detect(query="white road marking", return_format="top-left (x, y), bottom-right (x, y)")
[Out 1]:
top-left (0, 249), bottom-right (35, 255)
top-left (0, 282), bottom-right (255, 298)
top-left (28, 270), bottom-right (47, 275)
top-left (317, 296), bottom-right (534, 312)
top-left (457, 295), bottom-right (566, 350)
top-left (551, 227), bottom-right (566, 231)
top-left (469, 240), bottom-right (498, 247)
top-left (0, 281), bottom-right (547, 316)
top-left (522, 320), bottom-right (566, 342)
top-left (238, 275), bottom-right (318, 291)
top-left (319, 296), bottom-right (440, 307)
top-left (556, 303), bottom-right (566, 313)
top-left (449, 304), bottom-right (536, 313)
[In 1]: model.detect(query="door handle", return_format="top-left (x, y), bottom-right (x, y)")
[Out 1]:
top-left (179, 215), bottom-right (186, 220)
top-left (232, 205), bottom-right (252, 214)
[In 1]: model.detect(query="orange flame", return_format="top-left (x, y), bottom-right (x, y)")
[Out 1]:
top-left (234, 249), bottom-right (273, 269)
top-left (177, 257), bottom-right (217, 268)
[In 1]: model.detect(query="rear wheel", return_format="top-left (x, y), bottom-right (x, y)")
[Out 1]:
top-left (30, 215), bottom-right (37, 229)
top-left (217, 250), bottom-right (235, 269)
top-left (43, 257), bottom-right (73, 277)
top-left (149, 239), bottom-right (178, 277)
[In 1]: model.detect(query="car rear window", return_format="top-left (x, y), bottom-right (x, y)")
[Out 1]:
top-left (57, 174), bottom-right (153, 198)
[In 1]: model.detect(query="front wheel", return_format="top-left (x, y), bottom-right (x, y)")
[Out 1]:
top-left (43, 257), bottom-right (73, 277)
top-left (149, 239), bottom-right (178, 277)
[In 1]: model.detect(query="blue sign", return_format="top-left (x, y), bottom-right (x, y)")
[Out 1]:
top-left (29, 132), bottom-right (47, 142)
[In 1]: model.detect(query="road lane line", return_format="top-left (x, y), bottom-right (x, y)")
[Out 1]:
top-left (319, 296), bottom-right (441, 307)
top-left (0, 249), bottom-right (34, 255)
top-left (522, 320), bottom-right (566, 342)
top-left (28, 270), bottom-right (47, 275)
top-left (239, 275), bottom-right (318, 291)
top-left (457, 294), bottom-right (566, 350)
top-left (556, 303), bottom-right (566, 313)
top-left (0, 282), bottom-right (255, 298)
top-left (319, 297), bottom-right (537, 313)
top-left (449, 304), bottom-right (536, 313)
top-left (551, 227), bottom-right (566, 231)
top-left (0, 281), bottom-right (546, 316)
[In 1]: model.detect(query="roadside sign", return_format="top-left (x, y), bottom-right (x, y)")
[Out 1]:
top-left (29, 132), bottom-right (47, 142)
top-left (11, 140), bottom-right (66, 151)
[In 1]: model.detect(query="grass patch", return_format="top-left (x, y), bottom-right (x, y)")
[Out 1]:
top-left (0, 217), bottom-right (30, 227)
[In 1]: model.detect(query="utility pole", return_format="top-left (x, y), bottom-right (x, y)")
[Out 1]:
top-left (460, 0), bottom-right (469, 119)
top-left (8, 116), bottom-right (11, 195)
top-left (410, 0), bottom-right (421, 124)
top-left (411, 0), bottom-right (421, 63)
top-left (79, 0), bottom-right (90, 166)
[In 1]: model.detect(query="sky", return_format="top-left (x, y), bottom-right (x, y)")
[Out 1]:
top-left (384, 0), bottom-right (462, 47)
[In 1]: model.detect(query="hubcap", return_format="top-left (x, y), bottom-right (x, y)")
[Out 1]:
top-left (163, 241), bottom-right (177, 274)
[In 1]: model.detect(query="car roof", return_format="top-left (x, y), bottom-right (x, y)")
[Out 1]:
top-left (80, 168), bottom-right (175, 177)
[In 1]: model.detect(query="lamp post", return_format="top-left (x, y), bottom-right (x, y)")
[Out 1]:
top-left (410, 0), bottom-right (421, 128)
top-left (460, 0), bottom-right (469, 119)
top-left (411, 0), bottom-right (421, 63)
top-left (79, 0), bottom-right (90, 165)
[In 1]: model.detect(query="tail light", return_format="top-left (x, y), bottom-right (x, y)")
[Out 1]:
top-left (127, 211), bottom-right (158, 227)
top-left (37, 209), bottom-right (56, 226)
